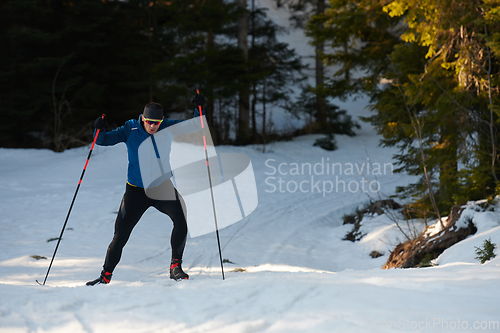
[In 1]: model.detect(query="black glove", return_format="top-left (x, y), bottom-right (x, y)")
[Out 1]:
top-left (192, 93), bottom-right (206, 109)
top-left (94, 114), bottom-right (107, 131)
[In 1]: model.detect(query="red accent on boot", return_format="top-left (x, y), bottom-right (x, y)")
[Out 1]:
top-left (102, 271), bottom-right (112, 283)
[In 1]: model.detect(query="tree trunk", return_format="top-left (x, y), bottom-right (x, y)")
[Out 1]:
top-left (315, 0), bottom-right (327, 127)
top-left (484, 25), bottom-right (498, 182)
top-left (251, 83), bottom-right (257, 141)
top-left (438, 122), bottom-right (458, 209)
top-left (237, 0), bottom-right (250, 144)
top-left (262, 78), bottom-right (267, 152)
top-left (148, 3), bottom-right (153, 102)
top-left (206, 27), bottom-right (218, 145)
top-left (250, 0), bottom-right (257, 141)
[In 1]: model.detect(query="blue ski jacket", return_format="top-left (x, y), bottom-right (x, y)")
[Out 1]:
top-left (95, 108), bottom-right (203, 188)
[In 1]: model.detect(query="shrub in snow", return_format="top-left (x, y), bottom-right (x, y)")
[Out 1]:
top-left (418, 253), bottom-right (437, 267)
top-left (475, 238), bottom-right (497, 264)
top-left (343, 200), bottom-right (401, 242)
top-left (370, 251), bottom-right (384, 258)
top-left (313, 134), bottom-right (337, 151)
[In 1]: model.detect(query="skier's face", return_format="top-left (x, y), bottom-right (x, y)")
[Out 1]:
top-left (142, 115), bottom-right (163, 134)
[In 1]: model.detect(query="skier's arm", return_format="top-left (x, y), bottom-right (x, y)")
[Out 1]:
top-left (158, 105), bottom-right (205, 135)
top-left (94, 119), bottom-right (132, 146)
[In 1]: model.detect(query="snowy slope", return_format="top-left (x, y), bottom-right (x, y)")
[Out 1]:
top-left (1, 116), bottom-right (500, 332)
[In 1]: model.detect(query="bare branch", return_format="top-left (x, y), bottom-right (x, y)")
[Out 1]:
top-left (395, 81), bottom-right (445, 229)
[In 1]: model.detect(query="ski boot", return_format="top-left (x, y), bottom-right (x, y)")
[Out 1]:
top-left (170, 259), bottom-right (189, 281)
top-left (86, 270), bottom-right (112, 286)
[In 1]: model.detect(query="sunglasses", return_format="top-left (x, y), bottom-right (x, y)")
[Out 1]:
top-left (143, 117), bottom-right (163, 126)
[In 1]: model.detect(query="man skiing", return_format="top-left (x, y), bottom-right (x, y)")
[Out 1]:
top-left (86, 94), bottom-right (206, 286)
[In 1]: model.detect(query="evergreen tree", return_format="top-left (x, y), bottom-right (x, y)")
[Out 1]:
top-left (375, 0), bottom-right (500, 211)
top-left (152, 0), bottom-right (243, 145)
top-left (274, 0), bottom-right (330, 128)
top-left (273, 0), bottom-right (363, 136)
top-left (153, 0), bottom-right (306, 145)
top-left (307, 0), bottom-right (402, 98)
top-left (0, 0), bottom-right (60, 148)
top-left (0, 0), bottom-right (165, 151)
top-left (307, 0), bottom-right (500, 213)
top-left (248, 4), bottom-right (306, 143)
top-left (292, 87), bottom-right (359, 136)
top-left (237, 0), bottom-right (251, 144)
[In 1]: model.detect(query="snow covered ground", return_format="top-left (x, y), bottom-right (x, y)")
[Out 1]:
top-left (1, 93), bottom-right (500, 333)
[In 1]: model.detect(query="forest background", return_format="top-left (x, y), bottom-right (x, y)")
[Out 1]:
top-left (3, 0), bottom-right (500, 215)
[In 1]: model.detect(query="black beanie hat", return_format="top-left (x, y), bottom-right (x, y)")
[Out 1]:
top-left (143, 102), bottom-right (164, 120)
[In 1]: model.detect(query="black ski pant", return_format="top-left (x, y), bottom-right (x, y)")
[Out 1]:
top-left (103, 182), bottom-right (187, 273)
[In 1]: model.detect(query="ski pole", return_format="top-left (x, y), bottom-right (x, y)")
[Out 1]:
top-left (37, 114), bottom-right (105, 286)
top-left (196, 90), bottom-right (225, 280)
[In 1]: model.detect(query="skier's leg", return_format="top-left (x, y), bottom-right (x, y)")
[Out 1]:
top-left (154, 194), bottom-right (187, 258)
top-left (169, 197), bottom-right (188, 260)
top-left (103, 184), bottom-right (151, 273)
top-left (154, 180), bottom-right (189, 280)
